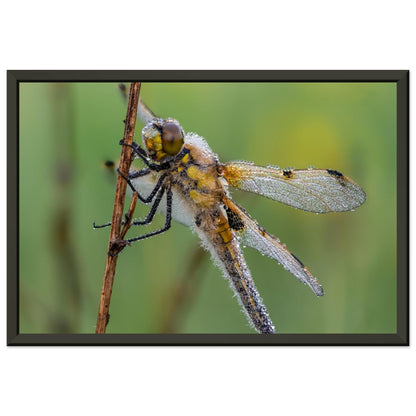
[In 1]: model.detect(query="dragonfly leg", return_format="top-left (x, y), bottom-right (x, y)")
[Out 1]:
top-left (131, 185), bottom-right (165, 226)
top-left (123, 186), bottom-right (172, 245)
top-left (119, 140), bottom-right (147, 163)
top-left (94, 186), bottom-right (164, 230)
top-left (119, 140), bottom-right (169, 171)
top-left (129, 167), bottom-right (151, 178)
top-left (108, 186), bottom-right (173, 256)
top-left (117, 168), bottom-right (167, 203)
top-left (93, 221), bottom-right (114, 229)
top-left (94, 170), bottom-right (167, 229)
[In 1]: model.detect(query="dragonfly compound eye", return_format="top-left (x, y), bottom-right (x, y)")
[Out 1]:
top-left (161, 119), bottom-right (184, 156)
top-left (142, 118), bottom-right (184, 162)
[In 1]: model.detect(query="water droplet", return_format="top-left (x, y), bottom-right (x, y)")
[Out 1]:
top-left (267, 164), bottom-right (280, 170)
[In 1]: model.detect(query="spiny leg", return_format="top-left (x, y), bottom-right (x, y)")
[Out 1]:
top-left (120, 140), bottom-right (190, 172)
top-left (117, 168), bottom-right (167, 203)
top-left (93, 194), bottom-right (142, 229)
top-left (131, 185), bottom-right (166, 226)
top-left (93, 170), bottom-right (166, 229)
top-left (124, 186), bottom-right (173, 244)
top-left (108, 186), bottom-right (172, 256)
top-left (119, 140), bottom-right (168, 171)
top-left (129, 167), bottom-right (151, 178)
top-left (101, 184), bottom-right (166, 231)
top-left (93, 221), bottom-right (114, 229)
top-left (119, 139), bottom-right (146, 159)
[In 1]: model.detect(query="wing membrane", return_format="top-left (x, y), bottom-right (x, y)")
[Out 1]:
top-left (224, 198), bottom-right (324, 296)
top-left (220, 162), bottom-right (366, 213)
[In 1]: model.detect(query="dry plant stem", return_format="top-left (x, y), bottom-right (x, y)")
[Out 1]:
top-left (96, 82), bottom-right (141, 334)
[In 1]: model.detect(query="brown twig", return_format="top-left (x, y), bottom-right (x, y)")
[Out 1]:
top-left (120, 191), bottom-right (138, 240)
top-left (95, 82), bottom-right (141, 334)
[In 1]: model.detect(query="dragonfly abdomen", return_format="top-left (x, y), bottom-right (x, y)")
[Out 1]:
top-left (217, 236), bottom-right (275, 334)
top-left (196, 209), bottom-right (275, 334)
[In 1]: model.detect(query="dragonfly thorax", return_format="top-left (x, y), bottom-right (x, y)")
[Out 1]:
top-left (142, 118), bottom-right (185, 162)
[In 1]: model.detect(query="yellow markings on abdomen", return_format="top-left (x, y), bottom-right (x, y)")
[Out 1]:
top-left (213, 210), bottom-right (234, 245)
top-left (218, 223), bottom-right (233, 244)
top-left (216, 215), bottom-right (259, 317)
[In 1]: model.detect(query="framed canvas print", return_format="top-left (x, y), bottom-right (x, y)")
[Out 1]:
top-left (7, 70), bottom-right (408, 345)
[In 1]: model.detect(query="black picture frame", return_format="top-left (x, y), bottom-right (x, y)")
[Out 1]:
top-left (8, 70), bottom-right (409, 346)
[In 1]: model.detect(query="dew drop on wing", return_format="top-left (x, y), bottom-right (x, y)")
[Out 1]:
top-left (267, 164), bottom-right (280, 170)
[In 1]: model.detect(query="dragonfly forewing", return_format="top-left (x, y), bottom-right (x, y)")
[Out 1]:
top-left (220, 162), bottom-right (366, 213)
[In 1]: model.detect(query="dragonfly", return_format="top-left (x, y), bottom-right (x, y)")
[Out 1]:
top-left (95, 99), bottom-right (366, 334)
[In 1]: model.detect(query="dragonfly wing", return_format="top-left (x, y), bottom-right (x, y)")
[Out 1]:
top-left (220, 162), bottom-right (366, 213)
top-left (224, 198), bottom-right (324, 296)
top-left (138, 99), bottom-right (157, 124)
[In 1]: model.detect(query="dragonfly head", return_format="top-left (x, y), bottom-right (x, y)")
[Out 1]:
top-left (142, 118), bottom-right (185, 162)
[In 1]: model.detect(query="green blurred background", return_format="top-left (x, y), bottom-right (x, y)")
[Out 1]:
top-left (19, 82), bottom-right (396, 334)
